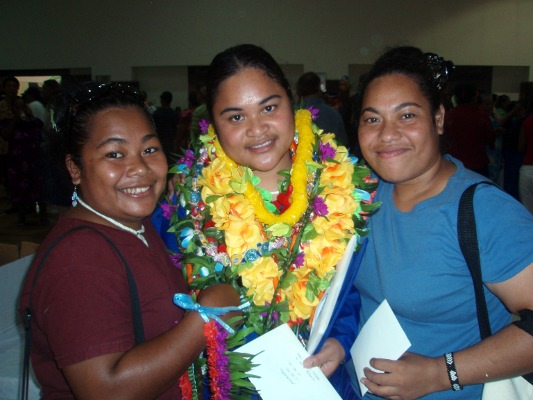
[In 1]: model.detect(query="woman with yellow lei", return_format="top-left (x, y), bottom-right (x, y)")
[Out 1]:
top-left (160, 44), bottom-right (378, 399)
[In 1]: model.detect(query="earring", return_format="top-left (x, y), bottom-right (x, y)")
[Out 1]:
top-left (71, 186), bottom-right (79, 207)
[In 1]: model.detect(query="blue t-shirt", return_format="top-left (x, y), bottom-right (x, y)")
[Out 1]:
top-left (353, 156), bottom-right (533, 399)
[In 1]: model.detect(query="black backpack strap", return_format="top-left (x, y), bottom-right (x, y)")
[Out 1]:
top-left (458, 181), bottom-right (533, 385)
top-left (457, 182), bottom-right (495, 340)
top-left (21, 225), bottom-right (145, 400)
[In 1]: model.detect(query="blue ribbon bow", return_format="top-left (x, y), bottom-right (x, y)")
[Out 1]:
top-left (173, 293), bottom-right (250, 334)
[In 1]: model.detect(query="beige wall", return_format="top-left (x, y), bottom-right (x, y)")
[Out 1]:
top-left (2, 0), bottom-right (531, 106)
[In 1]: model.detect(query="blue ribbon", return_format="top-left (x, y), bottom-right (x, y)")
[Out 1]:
top-left (173, 293), bottom-right (250, 334)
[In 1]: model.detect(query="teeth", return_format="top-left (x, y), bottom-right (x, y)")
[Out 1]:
top-left (250, 140), bottom-right (272, 149)
top-left (121, 186), bottom-right (149, 194)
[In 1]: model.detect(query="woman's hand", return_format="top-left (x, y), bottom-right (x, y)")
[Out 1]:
top-left (166, 174), bottom-right (179, 197)
top-left (303, 338), bottom-right (345, 377)
top-left (198, 283), bottom-right (242, 324)
top-left (198, 283), bottom-right (240, 307)
top-left (360, 352), bottom-right (448, 400)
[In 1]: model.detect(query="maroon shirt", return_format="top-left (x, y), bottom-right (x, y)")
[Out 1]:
top-left (444, 104), bottom-right (496, 171)
top-left (20, 217), bottom-right (187, 399)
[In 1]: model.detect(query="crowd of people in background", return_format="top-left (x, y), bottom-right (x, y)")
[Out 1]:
top-left (2, 71), bottom-right (532, 223)
top-left (0, 76), bottom-right (61, 226)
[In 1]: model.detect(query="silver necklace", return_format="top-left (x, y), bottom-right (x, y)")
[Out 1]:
top-left (77, 197), bottom-right (149, 247)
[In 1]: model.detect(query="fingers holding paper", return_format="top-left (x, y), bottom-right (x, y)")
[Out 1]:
top-left (361, 352), bottom-right (445, 400)
top-left (303, 338), bottom-right (345, 377)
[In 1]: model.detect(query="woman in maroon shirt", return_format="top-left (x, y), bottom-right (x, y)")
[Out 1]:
top-left (20, 82), bottom-right (239, 399)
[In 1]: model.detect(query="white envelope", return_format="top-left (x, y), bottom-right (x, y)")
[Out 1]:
top-left (236, 324), bottom-right (342, 400)
top-left (351, 299), bottom-right (411, 396)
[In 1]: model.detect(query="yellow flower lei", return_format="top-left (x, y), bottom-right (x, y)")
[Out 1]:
top-left (168, 108), bottom-right (378, 400)
top-left (179, 109), bottom-right (369, 327)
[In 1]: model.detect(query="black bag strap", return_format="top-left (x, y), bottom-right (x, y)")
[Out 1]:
top-left (21, 225), bottom-right (145, 400)
top-left (458, 181), bottom-right (533, 385)
top-left (457, 181), bottom-right (495, 340)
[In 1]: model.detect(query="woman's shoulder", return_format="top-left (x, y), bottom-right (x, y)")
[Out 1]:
top-left (445, 157), bottom-right (533, 222)
top-left (37, 216), bottom-right (132, 260)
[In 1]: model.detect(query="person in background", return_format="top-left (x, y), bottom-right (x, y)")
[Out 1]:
top-left (337, 74), bottom-right (352, 132)
top-left (519, 96), bottom-right (533, 214)
top-left (0, 76), bottom-right (20, 120)
top-left (502, 99), bottom-right (528, 200)
top-left (305, 46), bottom-right (533, 400)
top-left (22, 86), bottom-right (46, 122)
top-left (494, 94), bottom-right (520, 129)
top-left (296, 71), bottom-right (348, 146)
top-left (478, 92), bottom-right (505, 183)
top-left (444, 82), bottom-right (497, 177)
top-left (19, 82), bottom-right (239, 399)
top-left (0, 76), bottom-right (20, 195)
top-left (40, 78), bottom-right (72, 210)
top-left (41, 79), bottom-right (60, 130)
top-left (189, 85), bottom-right (208, 145)
top-left (0, 85), bottom-right (46, 225)
top-left (152, 90), bottom-right (180, 162)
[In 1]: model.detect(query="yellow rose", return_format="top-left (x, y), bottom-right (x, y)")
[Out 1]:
top-left (313, 214), bottom-right (354, 242)
top-left (199, 158), bottom-right (233, 197)
top-left (225, 220), bottom-right (263, 256)
top-left (323, 193), bottom-right (357, 217)
top-left (210, 195), bottom-right (263, 255)
top-left (321, 161), bottom-right (354, 191)
top-left (226, 194), bottom-right (257, 223)
top-left (239, 257), bottom-right (282, 306)
top-left (210, 196), bottom-right (232, 230)
top-left (226, 197), bottom-right (264, 251)
top-left (305, 236), bottom-right (345, 277)
top-left (288, 281), bottom-right (318, 321)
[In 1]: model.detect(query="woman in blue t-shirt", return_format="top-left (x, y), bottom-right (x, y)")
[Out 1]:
top-left (305, 46), bottom-right (533, 399)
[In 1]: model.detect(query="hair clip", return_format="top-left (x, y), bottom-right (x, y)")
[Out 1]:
top-left (425, 53), bottom-right (455, 91)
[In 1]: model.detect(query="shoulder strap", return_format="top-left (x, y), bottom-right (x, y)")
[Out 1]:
top-left (457, 181), bottom-right (495, 340)
top-left (21, 225), bottom-right (145, 400)
top-left (458, 181), bottom-right (533, 385)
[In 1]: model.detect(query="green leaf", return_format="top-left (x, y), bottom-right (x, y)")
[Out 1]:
top-left (257, 186), bottom-right (272, 202)
top-left (204, 194), bottom-right (221, 204)
top-left (264, 201), bottom-right (278, 213)
top-left (250, 174), bottom-right (260, 186)
top-left (301, 223), bottom-right (318, 242)
top-left (266, 223), bottom-right (291, 237)
top-left (306, 160), bottom-right (325, 174)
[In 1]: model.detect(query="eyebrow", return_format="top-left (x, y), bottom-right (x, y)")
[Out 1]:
top-left (219, 94), bottom-right (282, 116)
top-left (96, 133), bottom-right (158, 149)
top-left (361, 102), bottom-right (423, 115)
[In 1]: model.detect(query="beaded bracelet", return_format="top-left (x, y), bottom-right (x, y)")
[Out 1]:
top-left (444, 352), bottom-right (463, 391)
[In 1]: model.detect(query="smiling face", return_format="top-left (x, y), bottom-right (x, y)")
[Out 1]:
top-left (358, 73), bottom-right (445, 186)
top-left (212, 67), bottom-right (294, 186)
top-left (67, 106), bottom-right (168, 229)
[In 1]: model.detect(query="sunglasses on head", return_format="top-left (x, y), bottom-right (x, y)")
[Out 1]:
top-left (70, 82), bottom-right (146, 115)
top-left (57, 82), bottom-right (147, 134)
